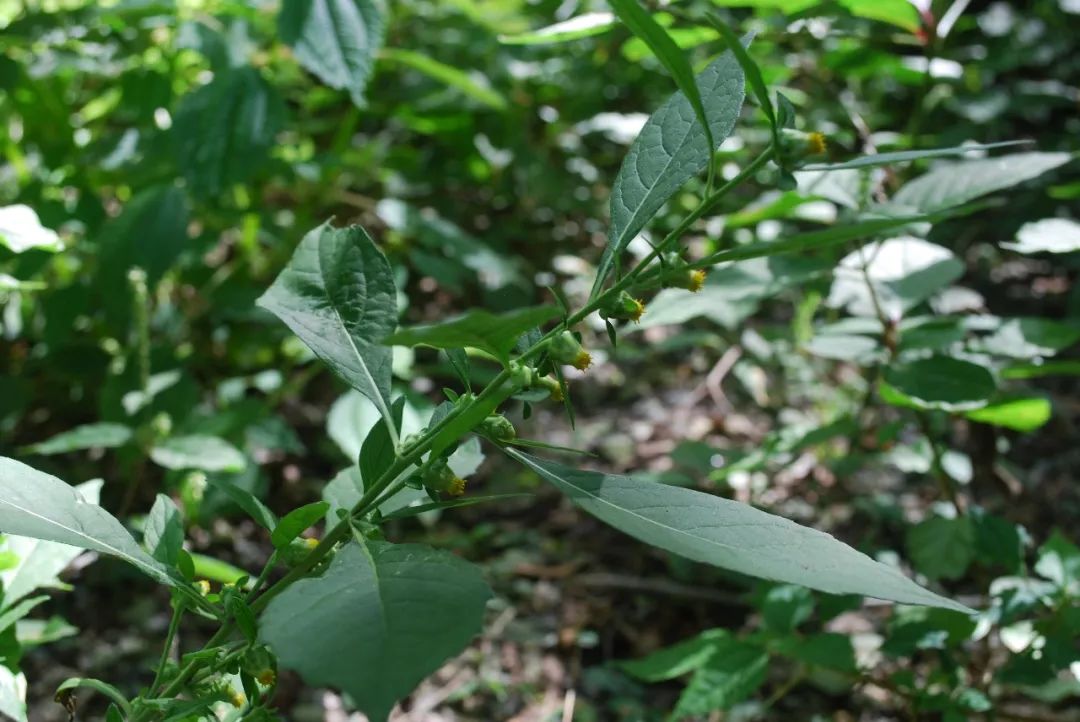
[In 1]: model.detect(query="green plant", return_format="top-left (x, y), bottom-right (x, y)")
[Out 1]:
top-left (2, 1), bottom-right (1079, 720)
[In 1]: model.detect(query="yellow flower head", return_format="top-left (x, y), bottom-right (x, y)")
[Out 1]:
top-left (572, 350), bottom-right (593, 371)
top-left (195, 580), bottom-right (211, 596)
top-left (628, 298), bottom-right (645, 322)
top-left (447, 476), bottom-right (466, 496)
top-left (687, 269), bottom-right (706, 292)
top-left (808, 131), bottom-right (827, 156)
top-left (228, 688), bottom-right (246, 708)
top-left (256, 669), bottom-right (276, 686)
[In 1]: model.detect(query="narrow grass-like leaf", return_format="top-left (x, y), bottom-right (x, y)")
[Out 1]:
top-left (802, 141), bottom-right (1031, 171)
top-left (379, 49), bottom-right (506, 110)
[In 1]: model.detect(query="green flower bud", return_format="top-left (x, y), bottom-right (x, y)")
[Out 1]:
top-left (279, 536), bottom-right (318, 567)
top-left (599, 290), bottom-right (646, 323)
top-left (549, 330), bottom-right (592, 371)
top-left (510, 360), bottom-right (535, 389)
top-left (422, 458), bottom-right (466, 496)
top-left (478, 413), bottom-right (516, 442)
top-left (536, 375), bottom-right (564, 402)
top-left (778, 128), bottom-right (827, 168)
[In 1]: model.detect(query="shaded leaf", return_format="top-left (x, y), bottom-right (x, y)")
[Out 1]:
top-left (907, 516), bottom-right (975, 581)
top-left (260, 542), bottom-right (491, 722)
top-left (619, 629), bottom-right (727, 682)
top-left (384, 306), bottom-right (559, 365)
top-left (671, 639), bottom-right (767, 720)
top-left (150, 435), bottom-right (246, 473)
top-left (144, 495), bottom-right (184, 567)
top-left (881, 355), bottom-right (996, 412)
top-left (279, 0), bottom-right (385, 107)
top-left (25, 423), bottom-right (133, 456)
top-left (271, 502), bottom-right (330, 549)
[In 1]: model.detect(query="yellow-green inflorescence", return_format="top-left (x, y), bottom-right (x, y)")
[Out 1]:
top-left (549, 330), bottom-right (592, 371)
top-left (422, 458), bottom-right (467, 496)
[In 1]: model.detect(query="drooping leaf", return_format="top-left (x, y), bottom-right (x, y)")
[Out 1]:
top-left (0, 596), bottom-right (47, 635)
top-left (260, 541), bottom-right (491, 722)
top-left (150, 435), bottom-right (246, 473)
top-left (1003, 218), bottom-right (1080, 255)
top-left (144, 494), bottom-right (184, 567)
top-left (0, 204), bottom-right (62, 254)
top-left (803, 141), bottom-right (1030, 172)
top-left (378, 49), bottom-right (506, 110)
top-left (278, 0), bottom-right (385, 108)
top-left (271, 502), bottom-right (330, 550)
top-left (25, 423), bottom-right (133, 456)
top-left (259, 223), bottom-right (398, 440)
top-left (0, 457), bottom-right (179, 589)
top-left (173, 66), bottom-right (285, 198)
top-left (498, 12), bottom-right (615, 44)
top-left (384, 306), bottom-right (559, 365)
top-left (965, 396), bottom-right (1052, 432)
top-left (885, 152), bottom-right (1073, 214)
top-left (608, 0), bottom-right (715, 178)
top-left (880, 355), bottom-right (996, 412)
top-left (506, 450), bottom-right (969, 611)
top-left (429, 379), bottom-right (515, 459)
top-left (592, 40), bottom-right (747, 296)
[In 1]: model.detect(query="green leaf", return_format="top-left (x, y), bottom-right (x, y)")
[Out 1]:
top-left (1003, 218), bottom-right (1080, 255)
top-left (498, 12), bottom-right (615, 44)
top-left (384, 306), bottom-right (559, 365)
top-left (378, 49), bottom-right (506, 110)
top-left (97, 185), bottom-right (190, 286)
top-left (837, 0), bottom-right (921, 31)
top-left (0, 481), bottom-right (103, 607)
top-left (360, 397), bottom-right (405, 488)
top-left (259, 222), bottom-right (398, 442)
top-left (260, 541), bottom-right (491, 722)
top-left (278, 0), bottom-right (385, 107)
top-left (671, 638), bottom-right (767, 720)
top-left (965, 397), bottom-right (1052, 432)
top-left (972, 511), bottom-right (1022, 572)
top-left (886, 152), bottom-right (1073, 214)
top-left (619, 629), bottom-right (727, 682)
top-left (0, 666), bottom-right (27, 722)
top-left (173, 66), bottom-right (285, 198)
top-left (803, 141), bottom-right (1030, 171)
top-left (429, 379), bottom-right (515, 459)
top-left (0, 595), bottom-right (47, 635)
top-left (144, 494), bottom-right (184, 567)
top-left (226, 594), bottom-right (258, 643)
top-left (609, 1), bottom-right (715, 180)
top-left (760, 584), bottom-right (813, 633)
top-left (978, 318), bottom-right (1080, 359)
top-left (205, 477), bottom-right (277, 530)
top-left (190, 553), bottom-right (250, 587)
top-left (24, 423), bottom-right (133, 455)
top-left (907, 516), bottom-right (976, 581)
top-left (0, 204), bottom-right (62, 254)
top-left (150, 435), bottom-right (246, 473)
top-left (592, 39), bottom-right (747, 297)
top-left (1034, 531), bottom-right (1080, 592)
top-left (55, 678), bottom-right (132, 718)
top-left (0, 457), bottom-right (179, 589)
top-left (271, 502), bottom-right (330, 549)
top-left (710, 19), bottom-right (776, 146)
top-left (774, 633), bottom-right (857, 672)
top-left (880, 355), bottom-right (996, 412)
top-left (506, 450), bottom-right (969, 611)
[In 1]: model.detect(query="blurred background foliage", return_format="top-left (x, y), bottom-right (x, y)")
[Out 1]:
top-left (1, 0), bottom-right (1079, 720)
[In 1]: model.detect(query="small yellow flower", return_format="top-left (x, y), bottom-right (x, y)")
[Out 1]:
top-left (256, 669), bottom-right (276, 686)
top-left (687, 269), bottom-right (706, 292)
top-left (447, 476), bottom-right (466, 496)
top-left (195, 580), bottom-right (211, 596)
top-left (807, 131), bottom-right (827, 156)
top-left (572, 350), bottom-right (593, 371)
top-left (228, 688), bottom-right (246, 708)
top-left (302, 537), bottom-right (319, 550)
top-left (628, 298), bottom-right (645, 322)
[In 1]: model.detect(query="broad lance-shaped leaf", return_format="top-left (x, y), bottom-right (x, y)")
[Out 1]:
top-left (506, 450), bottom-right (970, 612)
top-left (260, 541), bottom-right (491, 722)
top-left (384, 305), bottom-right (560, 365)
top-left (592, 37), bottom-right (747, 297)
top-left (0, 457), bottom-right (179, 590)
top-left (279, 0), bottom-right (385, 108)
top-left (882, 152), bottom-right (1072, 214)
top-left (258, 222), bottom-right (398, 442)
